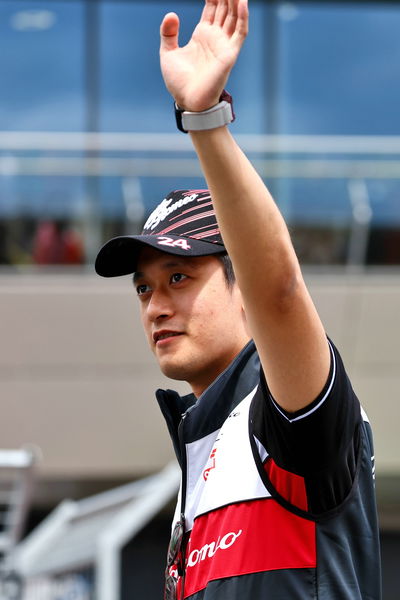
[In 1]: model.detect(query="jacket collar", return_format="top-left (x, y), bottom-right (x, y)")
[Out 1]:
top-left (156, 340), bottom-right (259, 461)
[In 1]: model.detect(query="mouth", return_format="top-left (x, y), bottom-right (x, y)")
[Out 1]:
top-left (153, 331), bottom-right (183, 345)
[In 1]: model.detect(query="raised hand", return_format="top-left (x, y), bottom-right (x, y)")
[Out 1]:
top-left (160, 0), bottom-right (248, 112)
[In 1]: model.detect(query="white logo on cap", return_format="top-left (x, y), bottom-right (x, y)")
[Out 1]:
top-left (143, 194), bottom-right (198, 231)
top-left (157, 236), bottom-right (191, 250)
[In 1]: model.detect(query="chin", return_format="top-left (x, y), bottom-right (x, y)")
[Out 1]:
top-left (158, 356), bottom-right (200, 384)
top-left (159, 363), bottom-right (190, 382)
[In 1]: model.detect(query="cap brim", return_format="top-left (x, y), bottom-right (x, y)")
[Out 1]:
top-left (95, 234), bottom-right (226, 277)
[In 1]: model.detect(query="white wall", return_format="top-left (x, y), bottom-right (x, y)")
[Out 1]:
top-left (1, 270), bottom-right (399, 483)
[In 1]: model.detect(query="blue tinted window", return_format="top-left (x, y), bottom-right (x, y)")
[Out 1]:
top-left (99, 1), bottom-right (267, 133)
top-left (0, 1), bottom-right (85, 131)
top-left (278, 2), bottom-right (400, 134)
top-left (276, 178), bottom-right (352, 226)
top-left (1, 0), bottom-right (400, 266)
top-left (369, 181), bottom-right (400, 225)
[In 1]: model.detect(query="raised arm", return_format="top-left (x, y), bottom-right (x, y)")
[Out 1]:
top-left (160, 0), bottom-right (331, 413)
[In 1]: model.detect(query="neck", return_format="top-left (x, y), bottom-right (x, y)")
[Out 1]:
top-left (189, 338), bottom-right (251, 398)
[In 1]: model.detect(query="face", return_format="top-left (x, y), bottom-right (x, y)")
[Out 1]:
top-left (134, 246), bottom-right (250, 397)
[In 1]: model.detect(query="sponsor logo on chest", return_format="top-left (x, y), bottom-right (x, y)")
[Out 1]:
top-left (187, 529), bottom-right (243, 567)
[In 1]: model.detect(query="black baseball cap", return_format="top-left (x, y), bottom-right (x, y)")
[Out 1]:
top-left (95, 189), bottom-right (226, 277)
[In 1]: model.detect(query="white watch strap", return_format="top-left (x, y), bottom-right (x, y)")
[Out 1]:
top-left (180, 100), bottom-right (234, 132)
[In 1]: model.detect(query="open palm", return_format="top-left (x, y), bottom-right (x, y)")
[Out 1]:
top-left (160, 0), bottom-right (248, 112)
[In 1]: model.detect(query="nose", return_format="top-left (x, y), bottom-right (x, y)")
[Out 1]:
top-left (146, 288), bottom-right (174, 322)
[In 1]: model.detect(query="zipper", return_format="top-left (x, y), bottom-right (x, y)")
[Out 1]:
top-left (177, 411), bottom-right (188, 599)
top-left (178, 411), bottom-right (188, 519)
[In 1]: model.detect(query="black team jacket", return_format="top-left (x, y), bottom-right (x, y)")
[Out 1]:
top-left (157, 340), bottom-right (382, 600)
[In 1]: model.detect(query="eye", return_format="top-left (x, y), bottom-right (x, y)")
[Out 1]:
top-left (170, 273), bottom-right (187, 284)
top-left (136, 283), bottom-right (151, 296)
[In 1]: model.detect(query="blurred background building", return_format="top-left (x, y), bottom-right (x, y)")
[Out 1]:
top-left (0, 0), bottom-right (399, 598)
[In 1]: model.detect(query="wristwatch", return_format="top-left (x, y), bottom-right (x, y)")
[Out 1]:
top-left (175, 90), bottom-right (235, 133)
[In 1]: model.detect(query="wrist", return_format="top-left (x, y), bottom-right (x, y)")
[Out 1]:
top-left (175, 90), bottom-right (235, 133)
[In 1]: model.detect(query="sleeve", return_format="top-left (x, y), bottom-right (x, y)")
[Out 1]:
top-left (251, 339), bottom-right (362, 515)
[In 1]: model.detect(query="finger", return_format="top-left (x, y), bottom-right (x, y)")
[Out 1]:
top-left (222, 14), bottom-right (236, 36)
top-left (160, 12), bottom-right (180, 53)
top-left (201, 0), bottom-right (218, 25)
top-left (222, 0), bottom-right (238, 35)
top-left (214, 0), bottom-right (229, 27)
top-left (232, 0), bottom-right (248, 42)
top-left (227, 0), bottom-right (238, 18)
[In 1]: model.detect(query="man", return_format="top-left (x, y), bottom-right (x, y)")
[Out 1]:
top-left (95, 1), bottom-right (382, 598)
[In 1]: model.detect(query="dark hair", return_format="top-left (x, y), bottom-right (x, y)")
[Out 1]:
top-left (218, 253), bottom-right (236, 288)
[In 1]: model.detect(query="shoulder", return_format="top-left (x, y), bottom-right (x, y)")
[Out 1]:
top-left (251, 339), bottom-right (361, 475)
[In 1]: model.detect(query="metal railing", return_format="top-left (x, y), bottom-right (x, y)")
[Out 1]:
top-left (1, 131), bottom-right (399, 265)
top-left (0, 448), bottom-right (37, 600)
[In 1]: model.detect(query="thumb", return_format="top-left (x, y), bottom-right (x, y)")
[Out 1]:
top-left (160, 12), bottom-right (180, 53)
